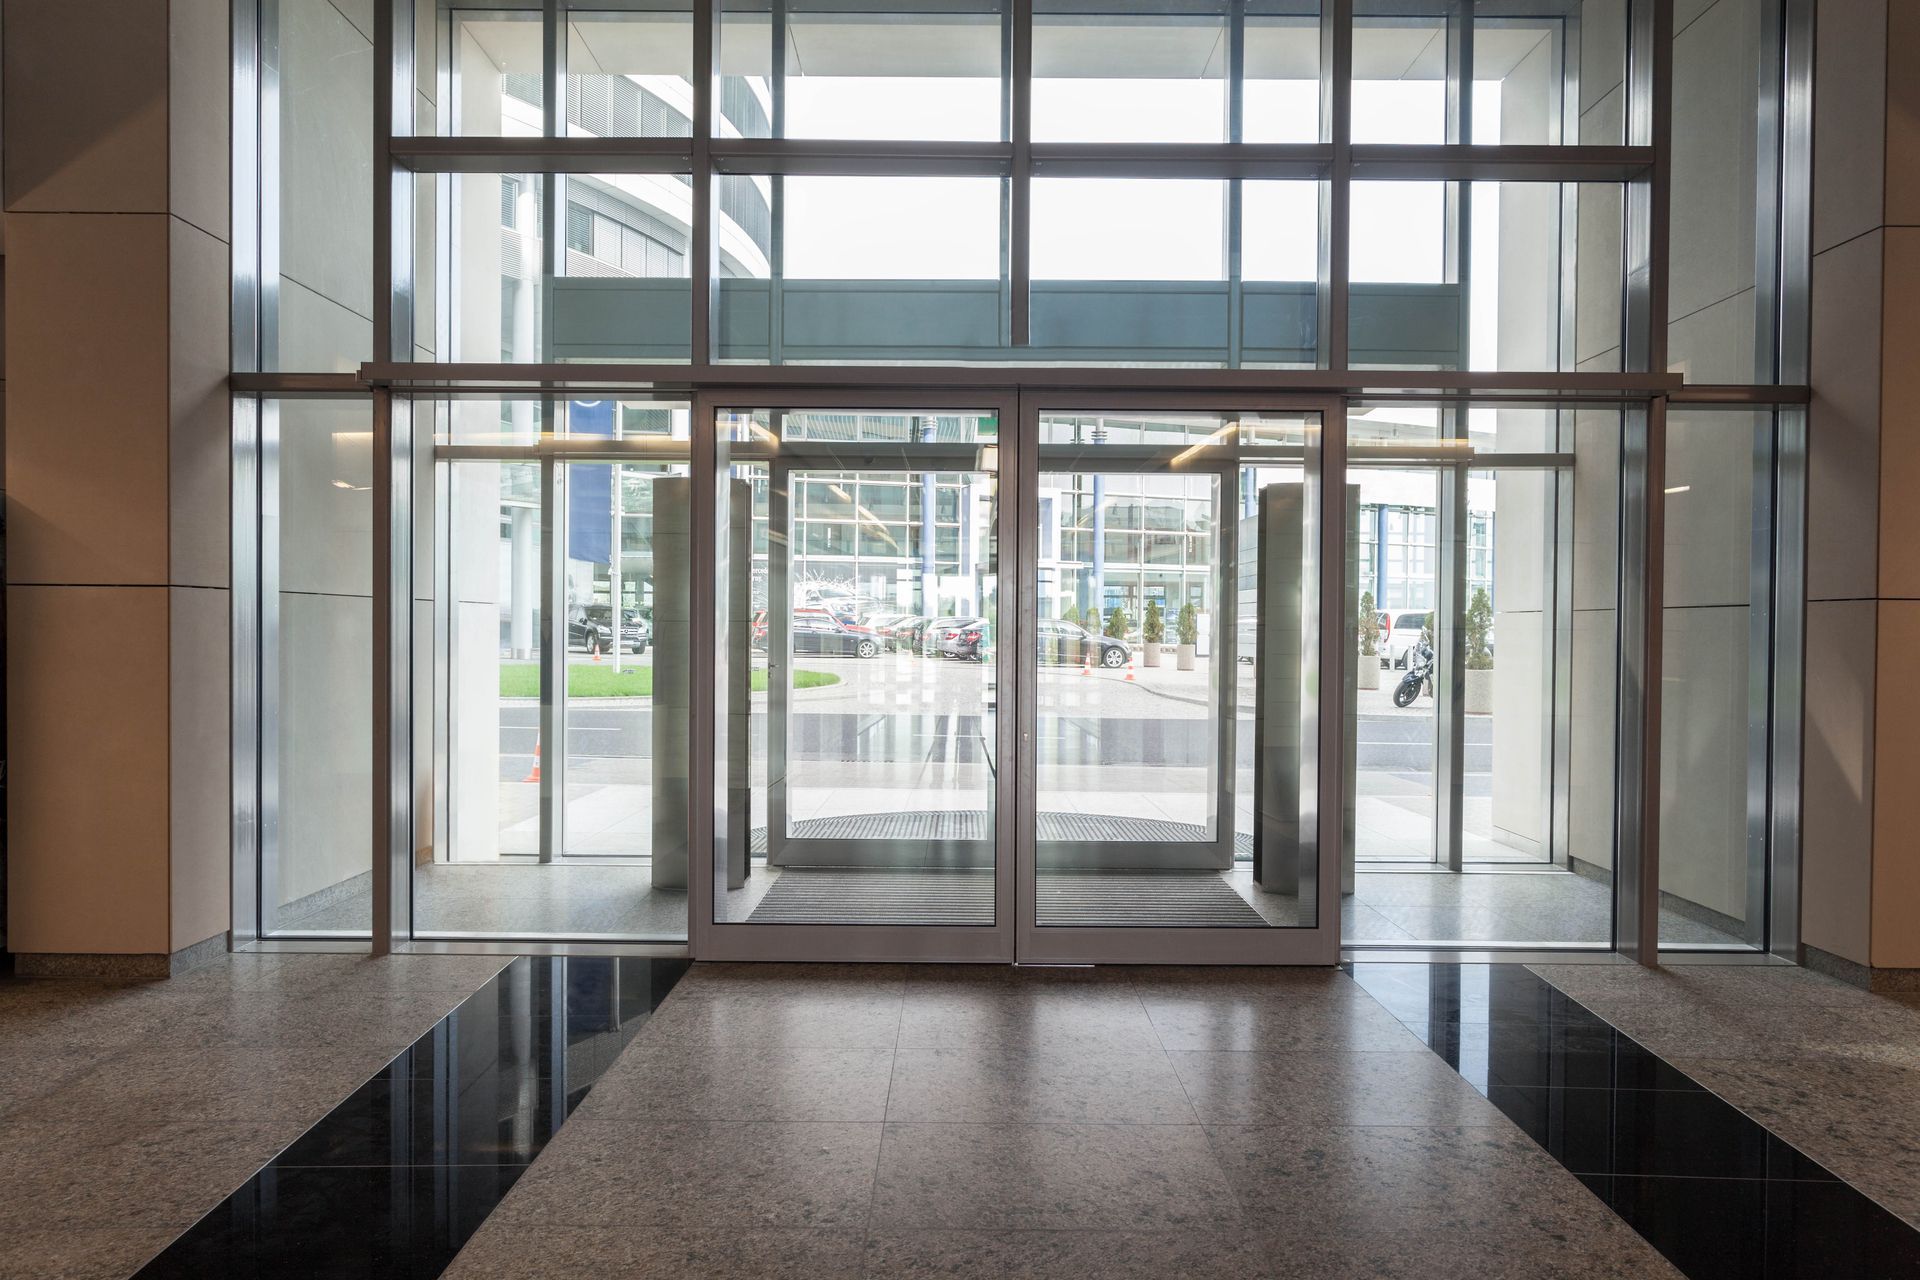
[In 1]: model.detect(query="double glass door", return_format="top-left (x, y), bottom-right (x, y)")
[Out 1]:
top-left (704, 394), bottom-right (1342, 964)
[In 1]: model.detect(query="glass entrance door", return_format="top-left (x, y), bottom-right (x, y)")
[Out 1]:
top-left (706, 400), bottom-right (1017, 960)
top-left (702, 395), bottom-right (1340, 963)
top-left (1017, 403), bottom-right (1341, 964)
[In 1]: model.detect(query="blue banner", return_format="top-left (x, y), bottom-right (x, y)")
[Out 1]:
top-left (568, 400), bottom-right (615, 566)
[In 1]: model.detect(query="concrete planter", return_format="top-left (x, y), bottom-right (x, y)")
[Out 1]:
top-left (1464, 666), bottom-right (1494, 714)
top-left (1141, 642), bottom-right (1161, 667)
top-left (1177, 643), bottom-right (1196, 671)
top-left (1357, 657), bottom-right (1381, 689)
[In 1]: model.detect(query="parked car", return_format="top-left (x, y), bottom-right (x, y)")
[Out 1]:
top-left (748, 607), bottom-right (883, 657)
top-left (569, 605), bottom-right (650, 655)
top-left (1385, 611), bottom-right (1430, 668)
top-left (882, 615), bottom-right (927, 652)
top-left (1037, 617), bottom-right (1129, 668)
top-left (919, 616), bottom-right (966, 657)
top-left (932, 617), bottom-right (991, 660)
top-left (793, 612), bottom-right (883, 658)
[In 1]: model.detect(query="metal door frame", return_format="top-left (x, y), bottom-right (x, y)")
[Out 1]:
top-left (1014, 391), bottom-right (1347, 965)
top-left (691, 389), bottom-right (1023, 963)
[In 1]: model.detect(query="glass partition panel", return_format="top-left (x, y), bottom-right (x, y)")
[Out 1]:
top-left (417, 399), bottom-right (693, 941)
top-left (1033, 410), bottom-right (1320, 929)
top-left (713, 409), bottom-right (1003, 926)
top-left (1659, 408), bottom-right (1771, 948)
top-left (717, 0), bottom-right (1005, 141)
top-left (275, 0), bottom-right (376, 372)
top-left (1668, 0), bottom-right (1779, 382)
top-left (262, 398), bottom-right (375, 937)
top-left (1345, 403), bottom-right (1621, 946)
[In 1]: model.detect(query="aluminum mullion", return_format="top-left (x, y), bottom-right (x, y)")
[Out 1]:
top-left (1769, 405), bottom-right (1806, 961)
top-left (371, 388), bottom-right (415, 954)
top-left (688, 391), bottom-right (720, 956)
top-left (1615, 397), bottom-right (1664, 965)
top-left (539, 447), bottom-right (566, 865)
top-left (691, 0), bottom-right (715, 367)
top-left (1434, 415), bottom-right (1468, 873)
top-left (1010, 0), bottom-right (1032, 347)
top-left (1325, 0), bottom-right (1352, 372)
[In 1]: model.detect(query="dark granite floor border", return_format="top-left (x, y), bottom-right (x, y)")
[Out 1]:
top-left (129, 955), bottom-right (688, 1279)
top-left (1349, 961), bottom-right (1920, 1279)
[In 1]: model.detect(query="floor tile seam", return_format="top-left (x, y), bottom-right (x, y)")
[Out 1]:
top-left (263, 1161), bottom-right (541, 1172)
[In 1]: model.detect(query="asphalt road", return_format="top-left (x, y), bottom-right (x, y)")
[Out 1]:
top-left (497, 652), bottom-right (1484, 778)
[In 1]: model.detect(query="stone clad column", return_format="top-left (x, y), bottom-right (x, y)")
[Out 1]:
top-left (3, 0), bottom-right (231, 975)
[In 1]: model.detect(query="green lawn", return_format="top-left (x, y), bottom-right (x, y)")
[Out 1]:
top-left (500, 663), bottom-right (839, 698)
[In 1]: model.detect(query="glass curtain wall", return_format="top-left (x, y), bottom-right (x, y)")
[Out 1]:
top-left (234, 0), bottom-right (1809, 955)
top-left (404, 398), bottom-right (695, 941)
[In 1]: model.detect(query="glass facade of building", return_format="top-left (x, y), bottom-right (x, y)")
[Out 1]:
top-left (232, 0), bottom-right (1811, 964)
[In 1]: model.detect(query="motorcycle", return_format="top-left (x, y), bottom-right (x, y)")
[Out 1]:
top-left (1392, 639), bottom-right (1435, 708)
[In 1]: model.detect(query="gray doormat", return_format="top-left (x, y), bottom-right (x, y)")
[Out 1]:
top-left (750, 810), bottom-right (1257, 857)
top-left (744, 867), bottom-right (1271, 928)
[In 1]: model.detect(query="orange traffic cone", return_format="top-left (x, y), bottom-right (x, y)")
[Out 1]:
top-left (522, 736), bottom-right (542, 783)
top-left (1080, 648), bottom-right (1092, 676)
top-left (591, 639), bottom-right (602, 663)
top-left (1124, 655), bottom-right (1136, 682)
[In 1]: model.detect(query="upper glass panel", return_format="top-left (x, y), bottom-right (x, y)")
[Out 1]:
top-left (1033, 3), bottom-right (1227, 143)
top-left (717, 0), bottom-right (1006, 141)
top-left (1030, 177), bottom-right (1322, 367)
top-left (1245, 5), bottom-right (1324, 143)
top-left (420, 171), bottom-right (695, 363)
top-left (1350, 1), bottom-right (1626, 147)
top-left (717, 174), bottom-right (1006, 363)
top-left (1348, 180), bottom-right (1624, 371)
top-left (567, 4), bottom-right (697, 138)
top-left (1668, 0), bottom-right (1778, 381)
top-left (445, 9), bottom-right (544, 135)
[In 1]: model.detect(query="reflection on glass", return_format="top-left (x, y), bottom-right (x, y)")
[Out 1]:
top-left (1346, 405), bottom-right (1619, 946)
top-left (1034, 412), bottom-right (1319, 929)
top-left (714, 410), bottom-right (1001, 926)
top-left (1659, 409), bottom-right (1769, 948)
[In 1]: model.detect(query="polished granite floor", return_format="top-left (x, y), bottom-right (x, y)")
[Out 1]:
top-left (0, 951), bottom-right (513, 1279)
top-left (8, 956), bottom-right (1920, 1279)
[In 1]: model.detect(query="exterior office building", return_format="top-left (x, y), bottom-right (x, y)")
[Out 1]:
top-left (6, 0), bottom-right (1917, 985)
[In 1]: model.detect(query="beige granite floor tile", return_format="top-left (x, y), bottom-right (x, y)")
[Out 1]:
top-left (442, 1222), bottom-right (869, 1280)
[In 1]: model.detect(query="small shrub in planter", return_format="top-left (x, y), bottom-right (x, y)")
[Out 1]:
top-left (1141, 600), bottom-right (1165, 666)
top-left (1176, 602), bottom-right (1199, 671)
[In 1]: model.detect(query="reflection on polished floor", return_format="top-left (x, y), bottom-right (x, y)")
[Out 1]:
top-left (7, 957), bottom-right (1920, 1277)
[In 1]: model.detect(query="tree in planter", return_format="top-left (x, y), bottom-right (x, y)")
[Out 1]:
top-left (1061, 603), bottom-right (1082, 629)
top-left (1177, 603), bottom-right (1198, 647)
top-left (1464, 588), bottom-right (1494, 670)
top-left (1104, 604), bottom-right (1131, 641)
top-left (1462, 588), bottom-right (1496, 713)
top-left (1141, 600), bottom-right (1165, 655)
top-left (1358, 591), bottom-right (1380, 658)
